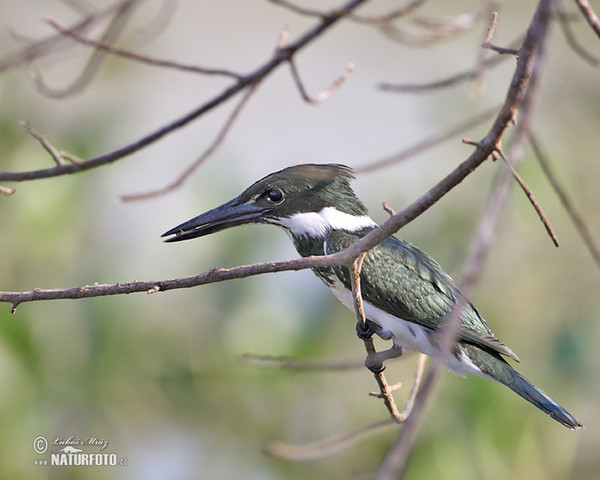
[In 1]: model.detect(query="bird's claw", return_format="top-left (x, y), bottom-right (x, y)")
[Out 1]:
top-left (356, 320), bottom-right (375, 341)
top-left (364, 344), bottom-right (403, 373)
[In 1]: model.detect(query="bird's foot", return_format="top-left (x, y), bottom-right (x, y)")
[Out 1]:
top-left (356, 319), bottom-right (393, 341)
top-left (365, 344), bottom-right (403, 373)
top-left (356, 320), bottom-right (375, 341)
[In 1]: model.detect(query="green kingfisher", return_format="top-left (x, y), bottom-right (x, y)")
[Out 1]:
top-left (162, 163), bottom-right (582, 430)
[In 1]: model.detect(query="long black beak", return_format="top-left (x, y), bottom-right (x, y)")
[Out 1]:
top-left (161, 199), bottom-right (271, 242)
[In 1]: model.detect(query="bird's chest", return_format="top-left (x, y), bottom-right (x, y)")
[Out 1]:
top-left (325, 277), bottom-right (438, 357)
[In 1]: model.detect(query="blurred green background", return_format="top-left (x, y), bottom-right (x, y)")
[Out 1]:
top-left (0, 1), bottom-right (598, 478)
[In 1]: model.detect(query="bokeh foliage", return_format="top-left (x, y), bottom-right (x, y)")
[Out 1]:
top-left (0, 1), bottom-right (598, 479)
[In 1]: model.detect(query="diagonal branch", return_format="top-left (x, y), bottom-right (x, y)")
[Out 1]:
top-left (0, 0), bottom-right (547, 327)
top-left (499, 150), bottom-right (560, 247)
top-left (574, 0), bottom-right (600, 38)
top-left (379, 37), bottom-right (520, 93)
top-left (119, 82), bottom-right (261, 201)
top-left (374, 2), bottom-right (552, 478)
top-left (355, 105), bottom-right (499, 174)
top-left (0, 0), bottom-right (139, 73)
top-left (289, 58), bottom-right (355, 104)
top-left (46, 18), bottom-right (242, 79)
top-left (32, 0), bottom-right (137, 98)
top-left (529, 132), bottom-right (600, 268)
top-left (0, 0), bottom-right (370, 183)
top-left (264, 419), bottom-right (396, 461)
top-left (0, 0), bottom-right (545, 313)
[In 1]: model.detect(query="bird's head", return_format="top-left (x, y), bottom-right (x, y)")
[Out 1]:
top-left (162, 163), bottom-right (374, 242)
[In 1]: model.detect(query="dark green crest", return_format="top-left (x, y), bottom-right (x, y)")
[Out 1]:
top-left (235, 163), bottom-right (367, 218)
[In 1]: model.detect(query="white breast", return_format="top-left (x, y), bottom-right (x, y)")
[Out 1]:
top-left (326, 277), bottom-right (492, 380)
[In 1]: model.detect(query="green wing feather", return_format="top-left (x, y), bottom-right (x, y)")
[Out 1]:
top-left (325, 230), bottom-right (519, 362)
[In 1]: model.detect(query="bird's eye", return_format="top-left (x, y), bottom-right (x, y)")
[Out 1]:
top-left (266, 188), bottom-right (284, 204)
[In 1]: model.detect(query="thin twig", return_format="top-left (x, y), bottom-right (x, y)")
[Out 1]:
top-left (350, 253), bottom-right (367, 328)
top-left (355, 106), bottom-right (499, 174)
top-left (350, 253), bottom-right (414, 423)
top-left (240, 353), bottom-right (364, 370)
top-left (382, 202), bottom-right (396, 217)
top-left (0, 0), bottom-right (545, 317)
top-left (120, 25), bottom-right (292, 201)
top-left (375, 2), bottom-right (552, 478)
top-left (0, 0), bottom-right (136, 73)
top-left (499, 150), bottom-right (560, 247)
top-left (0, 0), bottom-right (369, 183)
top-left (46, 18), bottom-right (242, 79)
top-left (266, 0), bottom-right (328, 18)
top-left (119, 69), bottom-right (260, 201)
top-left (528, 132), bottom-right (600, 267)
top-left (379, 41), bottom-right (517, 92)
top-left (395, 353), bottom-right (426, 422)
top-left (20, 121), bottom-right (65, 165)
top-left (264, 355), bottom-right (426, 461)
top-left (264, 419), bottom-right (396, 461)
top-left (556, 2), bottom-right (600, 65)
top-left (32, 0), bottom-right (138, 98)
top-left (131, 0), bottom-right (178, 43)
top-left (288, 58), bottom-right (355, 104)
top-left (380, 2), bottom-right (492, 47)
top-left (349, 0), bottom-right (428, 24)
top-left (481, 11), bottom-right (520, 55)
top-left (574, 0), bottom-right (600, 38)
top-left (0, 185), bottom-right (16, 196)
top-left (0, 0), bottom-right (544, 311)
top-left (269, 0), bottom-right (428, 24)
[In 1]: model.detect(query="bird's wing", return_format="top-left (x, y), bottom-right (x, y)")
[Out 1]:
top-left (325, 230), bottom-right (519, 362)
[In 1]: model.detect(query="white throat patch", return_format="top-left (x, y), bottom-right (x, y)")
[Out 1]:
top-left (276, 207), bottom-right (376, 237)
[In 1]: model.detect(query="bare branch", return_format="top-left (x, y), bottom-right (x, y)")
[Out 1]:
top-left (119, 64), bottom-right (261, 201)
top-left (0, 0), bottom-right (137, 73)
top-left (263, 355), bottom-right (425, 461)
top-left (380, 2), bottom-right (492, 47)
top-left (350, 253), bottom-right (367, 328)
top-left (349, 0), bottom-right (428, 24)
top-left (574, 0), bottom-right (600, 38)
top-left (350, 253), bottom-right (406, 421)
top-left (20, 121), bottom-right (65, 165)
top-left (379, 43), bottom-right (516, 92)
top-left (355, 106), bottom-right (499, 174)
top-left (481, 11), bottom-right (520, 55)
top-left (0, 185), bottom-right (16, 196)
top-left (269, 0), bottom-right (428, 23)
top-left (529, 132), bottom-right (600, 268)
top-left (266, 0), bottom-right (328, 18)
top-left (382, 202), bottom-right (396, 217)
top-left (131, 0), bottom-right (178, 42)
top-left (240, 353), bottom-right (364, 371)
top-left (264, 419), bottom-right (395, 461)
top-left (0, 0), bottom-right (546, 311)
top-left (119, 24), bottom-right (295, 200)
top-left (556, 2), bottom-right (600, 65)
top-left (46, 18), bottom-right (242, 79)
top-left (32, 0), bottom-right (137, 98)
top-left (374, 2), bottom-right (552, 477)
top-left (0, 0), bottom-right (370, 183)
top-left (289, 59), bottom-right (354, 104)
top-left (396, 353), bottom-right (426, 422)
top-left (500, 151), bottom-right (560, 247)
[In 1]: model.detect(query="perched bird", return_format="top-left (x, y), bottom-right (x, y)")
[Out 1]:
top-left (162, 163), bottom-right (582, 430)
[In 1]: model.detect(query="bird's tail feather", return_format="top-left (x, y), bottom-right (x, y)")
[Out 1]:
top-left (465, 345), bottom-right (583, 430)
top-left (501, 367), bottom-right (583, 430)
